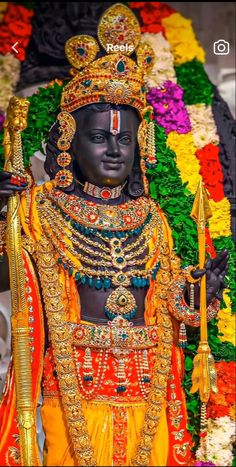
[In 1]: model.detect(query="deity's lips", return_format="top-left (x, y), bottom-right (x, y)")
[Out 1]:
top-left (102, 160), bottom-right (125, 170)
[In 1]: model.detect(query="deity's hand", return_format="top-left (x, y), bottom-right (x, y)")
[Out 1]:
top-left (0, 171), bottom-right (28, 209)
top-left (185, 250), bottom-right (229, 307)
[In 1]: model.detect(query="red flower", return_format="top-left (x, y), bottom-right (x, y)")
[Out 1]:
top-left (129, 2), bottom-right (146, 7)
top-left (205, 227), bottom-right (216, 258)
top-left (141, 24), bottom-right (165, 34)
top-left (207, 361), bottom-right (236, 419)
top-left (196, 144), bottom-right (225, 202)
top-left (129, 1), bottom-right (175, 30)
top-left (0, 3), bottom-right (34, 61)
top-left (8, 21), bottom-right (32, 37)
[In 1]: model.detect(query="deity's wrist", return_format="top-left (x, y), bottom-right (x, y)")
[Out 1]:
top-left (168, 273), bottom-right (220, 327)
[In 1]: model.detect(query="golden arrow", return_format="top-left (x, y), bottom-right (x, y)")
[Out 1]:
top-left (190, 180), bottom-right (217, 403)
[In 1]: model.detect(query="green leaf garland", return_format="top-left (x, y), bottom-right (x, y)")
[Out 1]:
top-left (175, 59), bottom-right (213, 105)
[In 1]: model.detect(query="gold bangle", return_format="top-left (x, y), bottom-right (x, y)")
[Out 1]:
top-left (184, 266), bottom-right (201, 284)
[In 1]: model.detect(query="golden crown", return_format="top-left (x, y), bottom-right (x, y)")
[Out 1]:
top-left (61, 3), bottom-right (154, 116)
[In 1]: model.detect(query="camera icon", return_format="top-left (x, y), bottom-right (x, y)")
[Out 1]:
top-left (213, 39), bottom-right (230, 55)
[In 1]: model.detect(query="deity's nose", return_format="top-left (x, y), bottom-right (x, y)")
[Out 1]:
top-left (107, 135), bottom-right (120, 158)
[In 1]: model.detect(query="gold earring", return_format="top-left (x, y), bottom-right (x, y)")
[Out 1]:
top-left (137, 118), bottom-right (149, 196)
top-left (55, 112), bottom-right (76, 188)
top-left (146, 119), bottom-right (157, 168)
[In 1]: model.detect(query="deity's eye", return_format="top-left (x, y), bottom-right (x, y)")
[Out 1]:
top-left (118, 135), bottom-right (132, 145)
top-left (90, 134), bottom-right (106, 143)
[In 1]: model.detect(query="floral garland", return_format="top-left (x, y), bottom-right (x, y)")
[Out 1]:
top-left (130, 3), bottom-right (235, 465)
top-left (0, 54), bottom-right (20, 114)
top-left (129, 2), bottom-right (175, 34)
top-left (141, 32), bottom-right (176, 87)
top-left (186, 104), bottom-right (220, 149)
top-left (0, 1), bottom-right (235, 464)
top-left (162, 13), bottom-right (205, 65)
top-left (196, 416), bottom-right (236, 466)
top-left (147, 81), bottom-right (191, 134)
top-left (0, 3), bottom-right (34, 61)
top-left (0, 2), bottom-right (34, 127)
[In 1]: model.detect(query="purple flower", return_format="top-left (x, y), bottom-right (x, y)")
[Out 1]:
top-left (147, 81), bottom-right (191, 134)
top-left (0, 112), bottom-right (5, 132)
top-left (195, 462), bottom-right (216, 466)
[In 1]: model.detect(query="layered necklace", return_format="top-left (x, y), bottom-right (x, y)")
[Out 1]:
top-left (37, 188), bottom-right (163, 321)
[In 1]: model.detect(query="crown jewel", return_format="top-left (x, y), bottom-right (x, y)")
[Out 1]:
top-left (61, 3), bottom-right (154, 116)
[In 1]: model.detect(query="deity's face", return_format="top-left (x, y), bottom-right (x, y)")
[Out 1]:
top-left (72, 105), bottom-right (140, 188)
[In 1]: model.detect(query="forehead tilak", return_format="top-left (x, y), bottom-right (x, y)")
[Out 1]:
top-left (109, 109), bottom-right (121, 135)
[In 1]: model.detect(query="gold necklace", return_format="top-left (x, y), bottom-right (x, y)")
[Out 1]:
top-left (40, 187), bottom-right (151, 231)
top-left (37, 200), bottom-right (163, 286)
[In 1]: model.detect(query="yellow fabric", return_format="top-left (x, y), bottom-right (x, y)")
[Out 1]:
top-left (41, 398), bottom-right (168, 466)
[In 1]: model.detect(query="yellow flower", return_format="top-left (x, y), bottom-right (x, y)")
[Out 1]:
top-left (217, 290), bottom-right (235, 346)
top-left (208, 198), bottom-right (231, 238)
top-left (167, 132), bottom-right (201, 194)
top-left (162, 13), bottom-right (205, 65)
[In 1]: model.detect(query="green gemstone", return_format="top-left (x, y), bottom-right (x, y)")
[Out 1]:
top-left (83, 79), bottom-right (92, 87)
top-left (115, 248), bottom-right (121, 254)
top-left (77, 47), bottom-right (85, 56)
top-left (117, 60), bottom-right (125, 73)
top-left (117, 257), bottom-right (124, 264)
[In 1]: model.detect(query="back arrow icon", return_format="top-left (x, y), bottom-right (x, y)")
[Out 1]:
top-left (12, 42), bottom-right (19, 53)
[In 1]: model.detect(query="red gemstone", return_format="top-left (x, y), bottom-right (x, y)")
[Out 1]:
top-left (101, 188), bottom-right (111, 199)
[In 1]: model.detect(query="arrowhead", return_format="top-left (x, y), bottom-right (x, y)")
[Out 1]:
top-left (12, 42), bottom-right (19, 54)
top-left (191, 180), bottom-right (212, 224)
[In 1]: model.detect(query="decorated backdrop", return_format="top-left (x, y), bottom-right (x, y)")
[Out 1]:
top-left (0, 2), bottom-right (235, 466)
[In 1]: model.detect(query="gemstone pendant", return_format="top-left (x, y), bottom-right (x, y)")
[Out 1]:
top-left (105, 286), bottom-right (137, 321)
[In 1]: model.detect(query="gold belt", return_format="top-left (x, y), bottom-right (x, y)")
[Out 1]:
top-left (71, 316), bottom-right (158, 350)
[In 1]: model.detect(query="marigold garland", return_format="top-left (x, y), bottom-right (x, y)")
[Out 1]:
top-left (162, 13), bottom-right (205, 65)
top-left (207, 362), bottom-right (236, 419)
top-left (167, 131), bottom-right (201, 194)
top-left (217, 290), bottom-right (236, 346)
top-left (208, 198), bottom-right (231, 238)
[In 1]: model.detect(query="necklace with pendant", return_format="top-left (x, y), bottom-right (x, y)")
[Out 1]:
top-left (37, 189), bottom-right (163, 321)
